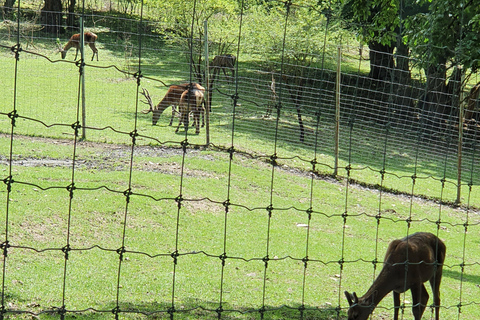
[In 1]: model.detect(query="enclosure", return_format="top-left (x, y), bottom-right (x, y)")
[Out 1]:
top-left (0, 0), bottom-right (479, 319)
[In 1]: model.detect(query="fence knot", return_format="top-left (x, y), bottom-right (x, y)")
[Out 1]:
top-left (171, 250), bottom-right (179, 264)
top-left (175, 195), bottom-right (183, 209)
top-left (302, 256), bottom-right (309, 268)
top-left (167, 306), bottom-right (175, 315)
top-left (262, 255), bottom-right (270, 268)
top-left (266, 205), bottom-right (273, 217)
top-left (123, 188), bottom-right (132, 203)
top-left (223, 200), bottom-right (230, 213)
top-left (3, 176), bottom-right (14, 192)
top-left (7, 110), bottom-right (18, 126)
top-left (219, 253), bottom-right (227, 266)
top-left (345, 164), bottom-right (351, 175)
top-left (0, 241), bottom-right (10, 257)
top-left (306, 207), bottom-right (313, 219)
top-left (70, 121), bottom-right (81, 136)
top-left (269, 154), bottom-right (277, 166)
top-left (216, 306), bottom-right (224, 317)
top-left (66, 183), bottom-right (76, 198)
top-left (405, 217), bottom-right (412, 227)
top-left (258, 306), bottom-right (266, 317)
top-left (180, 139), bottom-right (189, 152)
top-left (75, 59), bottom-right (85, 69)
top-left (134, 71), bottom-right (142, 85)
top-left (62, 244), bottom-right (71, 260)
top-left (111, 306), bottom-right (120, 317)
top-left (231, 93), bottom-right (239, 103)
top-left (116, 246), bottom-right (126, 261)
top-left (10, 44), bottom-right (21, 59)
top-left (227, 146), bottom-right (235, 159)
top-left (129, 130), bottom-right (138, 144)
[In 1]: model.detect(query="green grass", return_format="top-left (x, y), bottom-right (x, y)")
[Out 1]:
top-left (0, 25), bottom-right (479, 320)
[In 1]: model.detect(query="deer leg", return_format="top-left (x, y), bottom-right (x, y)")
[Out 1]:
top-left (169, 106), bottom-right (176, 126)
top-left (175, 112), bottom-right (185, 133)
top-left (411, 283), bottom-right (429, 320)
top-left (74, 48), bottom-right (79, 60)
top-left (430, 270), bottom-right (443, 320)
top-left (393, 291), bottom-right (400, 320)
top-left (194, 111), bottom-right (200, 134)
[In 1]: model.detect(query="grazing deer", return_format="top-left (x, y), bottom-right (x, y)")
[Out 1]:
top-left (344, 232), bottom-right (446, 320)
top-left (211, 54), bottom-right (236, 82)
top-left (175, 86), bottom-right (205, 134)
top-left (141, 83), bottom-right (205, 130)
top-left (60, 32), bottom-right (98, 61)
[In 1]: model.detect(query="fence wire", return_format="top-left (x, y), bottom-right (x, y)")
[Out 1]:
top-left (0, 0), bottom-right (479, 319)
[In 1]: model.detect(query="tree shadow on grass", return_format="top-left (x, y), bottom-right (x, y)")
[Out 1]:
top-left (443, 268), bottom-right (480, 286)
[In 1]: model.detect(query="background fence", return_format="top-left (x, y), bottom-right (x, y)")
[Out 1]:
top-left (0, 0), bottom-right (479, 319)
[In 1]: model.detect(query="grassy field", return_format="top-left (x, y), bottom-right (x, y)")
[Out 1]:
top-left (0, 26), bottom-right (479, 320)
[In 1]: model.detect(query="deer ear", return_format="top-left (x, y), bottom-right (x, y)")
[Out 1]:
top-left (352, 292), bottom-right (359, 303)
top-left (344, 291), bottom-right (354, 306)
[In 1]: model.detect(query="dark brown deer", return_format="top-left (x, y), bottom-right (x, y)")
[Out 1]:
top-left (141, 83), bottom-right (205, 129)
top-left (211, 54), bottom-right (236, 82)
top-left (345, 232), bottom-right (446, 320)
top-left (60, 32), bottom-right (98, 61)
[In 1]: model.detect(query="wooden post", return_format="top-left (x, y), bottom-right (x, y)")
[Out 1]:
top-left (334, 46), bottom-right (341, 176)
top-left (80, 17), bottom-right (86, 140)
top-left (204, 20), bottom-right (210, 146)
top-left (456, 71), bottom-right (465, 204)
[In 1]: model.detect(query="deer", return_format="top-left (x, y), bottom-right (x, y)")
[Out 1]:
top-left (211, 54), bottom-right (236, 82)
top-left (175, 86), bottom-right (205, 134)
top-left (60, 32), bottom-right (98, 61)
top-left (344, 232), bottom-right (446, 320)
top-left (141, 83), bottom-right (205, 131)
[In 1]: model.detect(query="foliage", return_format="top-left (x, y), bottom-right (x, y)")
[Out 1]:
top-left (404, 0), bottom-right (480, 74)
top-left (341, 0), bottom-right (399, 46)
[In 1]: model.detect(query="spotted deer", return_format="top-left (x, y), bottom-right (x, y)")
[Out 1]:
top-left (345, 232), bottom-right (446, 320)
top-left (60, 32), bottom-right (98, 61)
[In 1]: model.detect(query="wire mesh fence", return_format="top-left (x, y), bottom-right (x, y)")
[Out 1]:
top-left (0, 0), bottom-right (479, 319)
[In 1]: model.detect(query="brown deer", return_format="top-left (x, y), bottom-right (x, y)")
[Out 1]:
top-left (344, 232), bottom-right (446, 320)
top-left (141, 83), bottom-right (205, 130)
top-left (211, 54), bottom-right (236, 82)
top-left (60, 32), bottom-right (98, 61)
top-left (175, 86), bottom-right (205, 134)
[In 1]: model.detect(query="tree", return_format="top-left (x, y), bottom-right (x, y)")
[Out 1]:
top-left (3, 0), bottom-right (16, 16)
top-left (41, 0), bottom-right (63, 35)
top-left (341, 0), bottom-right (399, 81)
top-left (405, 0), bottom-right (480, 117)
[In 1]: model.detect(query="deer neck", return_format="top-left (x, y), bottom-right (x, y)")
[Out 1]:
top-left (154, 97), bottom-right (174, 115)
top-left (360, 266), bottom-right (399, 307)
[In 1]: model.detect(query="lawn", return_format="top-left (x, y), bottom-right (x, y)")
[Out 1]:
top-left (0, 22), bottom-right (479, 320)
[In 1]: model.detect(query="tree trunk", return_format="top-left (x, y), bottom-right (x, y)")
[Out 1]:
top-left (3, 0), bottom-right (16, 16)
top-left (395, 41), bottom-right (411, 84)
top-left (66, 0), bottom-right (77, 30)
top-left (41, 0), bottom-right (63, 35)
top-left (368, 41), bottom-right (395, 81)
